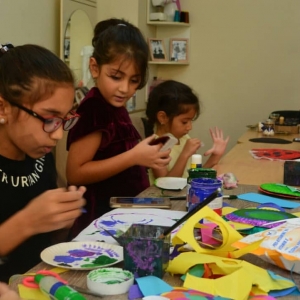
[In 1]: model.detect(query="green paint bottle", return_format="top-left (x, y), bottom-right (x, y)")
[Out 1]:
top-left (34, 274), bottom-right (86, 300)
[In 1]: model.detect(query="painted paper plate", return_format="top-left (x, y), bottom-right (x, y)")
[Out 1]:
top-left (41, 241), bottom-right (123, 270)
top-left (154, 177), bottom-right (187, 190)
top-left (259, 183), bottom-right (300, 199)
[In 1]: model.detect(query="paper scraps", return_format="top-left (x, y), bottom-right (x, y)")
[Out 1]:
top-left (171, 206), bottom-right (259, 258)
top-left (167, 252), bottom-right (296, 300)
top-left (233, 217), bottom-right (300, 274)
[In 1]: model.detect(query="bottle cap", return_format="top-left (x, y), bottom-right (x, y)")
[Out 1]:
top-left (34, 274), bottom-right (43, 284)
top-left (191, 154), bottom-right (202, 168)
top-left (191, 154), bottom-right (202, 164)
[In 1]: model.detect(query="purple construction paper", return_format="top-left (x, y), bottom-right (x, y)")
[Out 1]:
top-left (128, 284), bottom-right (144, 300)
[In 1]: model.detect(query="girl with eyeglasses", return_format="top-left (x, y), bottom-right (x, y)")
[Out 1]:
top-left (0, 43), bottom-right (86, 282)
top-left (66, 18), bottom-right (171, 238)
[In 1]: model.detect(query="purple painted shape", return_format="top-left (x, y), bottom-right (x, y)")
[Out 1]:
top-left (54, 255), bottom-right (82, 263)
top-left (126, 240), bottom-right (161, 272)
top-left (53, 244), bottom-right (120, 265)
top-left (128, 284), bottom-right (143, 300)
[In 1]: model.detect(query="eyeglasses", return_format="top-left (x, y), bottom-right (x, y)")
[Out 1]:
top-left (8, 101), bottom-right (80, 133)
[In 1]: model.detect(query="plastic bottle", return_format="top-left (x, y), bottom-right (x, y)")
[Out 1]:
top-left (34, 274), bottom-right (86, 300)
top-left (186, 154), bottom-right (202, 210)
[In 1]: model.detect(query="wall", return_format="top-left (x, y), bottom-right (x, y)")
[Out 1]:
top-left (97, 0), bottom-right (300, 164)
top-left (0, 0), bottom-right (60, 54)
top-left (156, 0), bottom-right (300, 162)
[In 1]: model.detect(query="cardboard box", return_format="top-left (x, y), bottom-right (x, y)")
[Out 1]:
top-left (284, 161), bottom-right (300, 186)
top-left (275, 125), bottom-right (298, 134)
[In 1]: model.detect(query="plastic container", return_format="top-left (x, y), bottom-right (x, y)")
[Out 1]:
top-left (34, 274), bottom-right (86, 300)
top-left (186, 167), bottom-right (217, 210)
top-left (185, 154), bottom-right (203, 210)
top-left (188, 177), bottom-right (223, 215)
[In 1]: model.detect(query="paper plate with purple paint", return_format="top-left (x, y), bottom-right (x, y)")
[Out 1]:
top-left (40, 241), bottom-right (123, 270)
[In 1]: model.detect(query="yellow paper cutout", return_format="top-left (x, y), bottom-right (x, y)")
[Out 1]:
top-left (185, 267), bottom-right (251, 300)
top-left (167, 252), bottom-right (295, 299)
top-left (222, 206), bottom-right (237, 215)
top-left (172, 206), bottom-right (256, 257)
top-left (18, 284), bottom-right (49, 300)
top-left (18, 268), bottom-right (69, 300)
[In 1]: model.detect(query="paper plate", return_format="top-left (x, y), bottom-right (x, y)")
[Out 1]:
top-left (154, 177), bottom-right (187, 190)
top-left (259, 183), bottom-right (300, 199)
top-left (41, 241), bottom-right (123, 270)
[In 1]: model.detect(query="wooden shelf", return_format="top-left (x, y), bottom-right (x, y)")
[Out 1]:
top-left (149, 61), bottom-right (189, 65)
top-left (147, 21), bottom-right (190, 27)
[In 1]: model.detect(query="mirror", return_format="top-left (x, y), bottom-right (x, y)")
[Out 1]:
top-left (63, 9), bottom-right (93, 88)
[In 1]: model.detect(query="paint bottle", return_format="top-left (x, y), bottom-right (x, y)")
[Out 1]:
top-left (188, 177), bottom-right (223, 216)
top-left (34, 274), bottom-right (86, 300)
top-left (186, 154), bottom-right (202, 210)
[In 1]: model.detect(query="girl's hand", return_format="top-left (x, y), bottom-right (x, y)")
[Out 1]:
top-left (182, 138), bottom-right (202, 158)
top-left (203, 127), bottom-right (229, 157)
top-left (22, 186), bottom-right (86, 235)
top-left (0, 283), bottom-right (21, 300)
top-left (133, 135), bottom-right (171, 169)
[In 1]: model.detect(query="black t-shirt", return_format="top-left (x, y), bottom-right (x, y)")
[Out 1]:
top-left (0, 153), bottom-right (57, 282)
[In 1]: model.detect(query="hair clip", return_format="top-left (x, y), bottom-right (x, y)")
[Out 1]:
top-left (0, 43), bottom-right (14, 55)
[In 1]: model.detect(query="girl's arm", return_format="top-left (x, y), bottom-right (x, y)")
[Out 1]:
top-left (0, 283), bottom-right (21, 300)
top-left (66, 131), bottom-right (171, 186)
top-left (203, 127), bottom-right (229, 168)
top-left (0, 187), bottom-right (86, 256)
top-left (152, 138), bottom-right (202, 179)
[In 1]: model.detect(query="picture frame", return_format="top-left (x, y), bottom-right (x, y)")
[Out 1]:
top-left (169, 38), bottom-right (189, 63)
top-left (148, 38), bottom-right (167, 62)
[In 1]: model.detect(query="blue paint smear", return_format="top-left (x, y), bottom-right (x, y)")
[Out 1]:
top-left (54, 255), bottom-right (82, 263)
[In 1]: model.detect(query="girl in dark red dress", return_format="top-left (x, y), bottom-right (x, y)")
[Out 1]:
top-left (66, 19), bottom-right (171, 238)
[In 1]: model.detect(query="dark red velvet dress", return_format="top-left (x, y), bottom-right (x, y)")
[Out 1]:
top-left (67, 87), bottom-right (150, 238)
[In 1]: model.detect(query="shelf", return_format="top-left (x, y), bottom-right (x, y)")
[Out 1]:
top-left (147, 21), bottom-right (190, 27)
top-left (149, 61), bottom-right (189, 65)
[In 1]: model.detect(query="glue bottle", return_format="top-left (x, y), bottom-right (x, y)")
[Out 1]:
top-left (34, 274), bottom-right (86, 300)
top-left (186, 154), bottom-right (202, 211)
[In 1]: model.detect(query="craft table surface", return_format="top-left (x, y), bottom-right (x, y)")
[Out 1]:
top-left (237, 129), bottom-right (299, 144)
top-left (215, 129), bottom-right (300, 186)
top-left (10, 184), bottom-right (300, 300)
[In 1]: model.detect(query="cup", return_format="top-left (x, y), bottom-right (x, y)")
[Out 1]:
top-left (120, 224), bottom-right (170, 278)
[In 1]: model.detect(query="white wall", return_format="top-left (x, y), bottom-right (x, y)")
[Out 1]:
top-left (96, 0), bottom-right (300, 163)
top-left (156, 0), bottom-right (300, 162)
top-left (0, 0), bottom-right (60, 54)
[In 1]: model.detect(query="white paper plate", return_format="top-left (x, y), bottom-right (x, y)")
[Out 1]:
top-left (154, 177), bottom-right (187, 190)
top-left (41, 241), bottom-right (123, 270)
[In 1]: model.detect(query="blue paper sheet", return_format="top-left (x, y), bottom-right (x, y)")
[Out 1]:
top-left (237, 193), bottom-right (300, 209)
top-left (135, 276), bottom-right (173, 297)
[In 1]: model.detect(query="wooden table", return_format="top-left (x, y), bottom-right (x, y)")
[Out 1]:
top-left (215, 129), bottom-right (300, 186)
top-left (10, 184), bottom-right (300, 300)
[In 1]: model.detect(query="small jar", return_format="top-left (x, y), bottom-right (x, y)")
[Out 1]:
top-left (279, 116), bottom-right (284, 125)
top-left (188, 177), bottom-right (223, 215)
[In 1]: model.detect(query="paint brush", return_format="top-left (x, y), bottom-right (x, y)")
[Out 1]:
top-left (159, 188), bottom-right (221, 239)
top-left (223, 195), bottom-right (237, 199)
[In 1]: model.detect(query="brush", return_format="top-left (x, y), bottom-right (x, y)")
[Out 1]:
top-left (159, 188), bottom-right (221, 239)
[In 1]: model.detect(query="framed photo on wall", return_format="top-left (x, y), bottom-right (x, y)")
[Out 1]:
top-left (169, 38), bottom-right (189, 63)
top-left (148, 38), bottom-right (167, 62)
